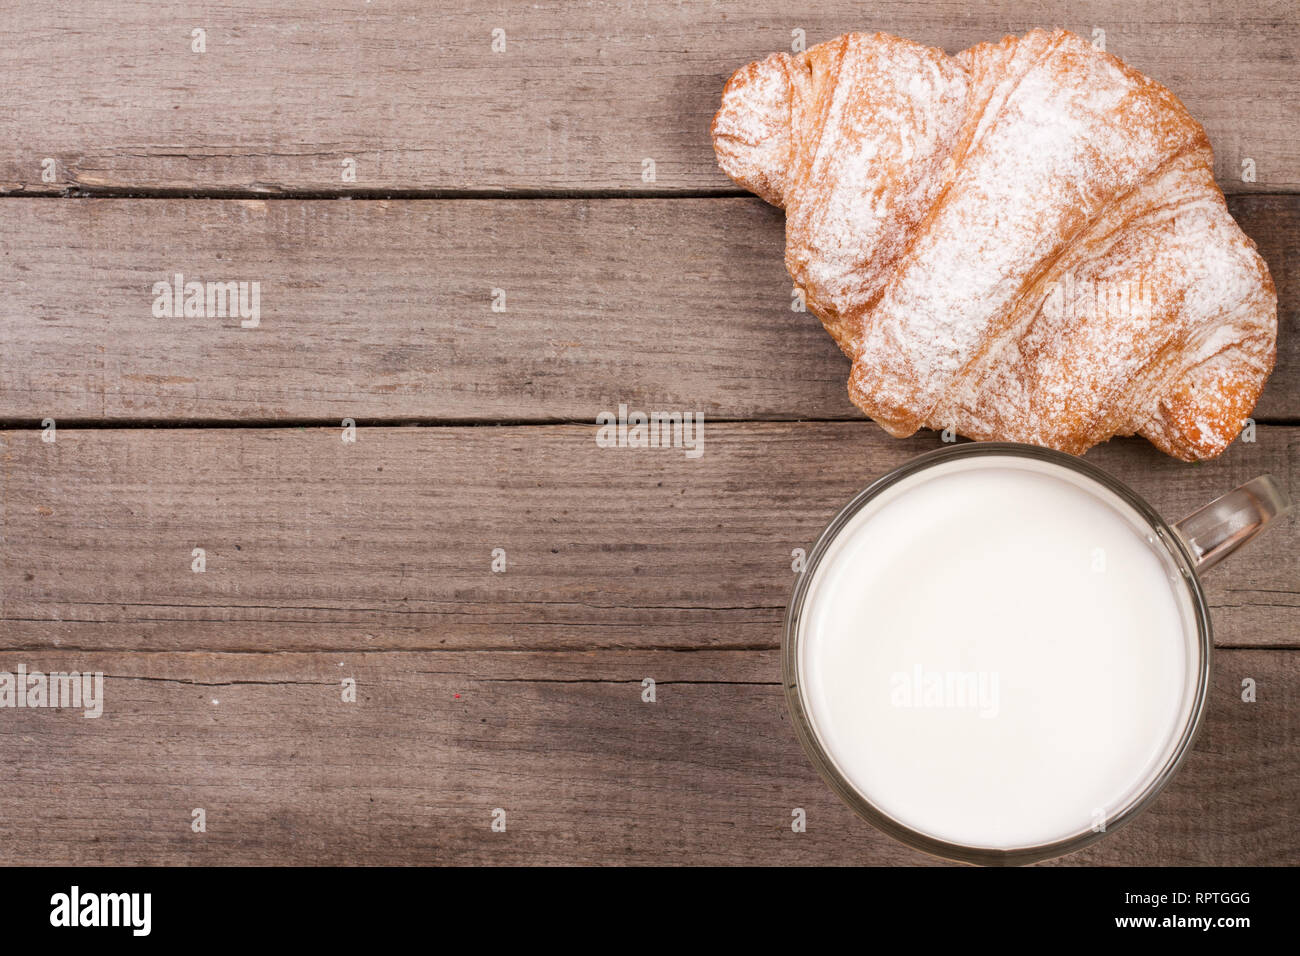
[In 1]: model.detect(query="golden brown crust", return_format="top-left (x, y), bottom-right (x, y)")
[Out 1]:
top-left (712, 29), bottom-right (1277, 460)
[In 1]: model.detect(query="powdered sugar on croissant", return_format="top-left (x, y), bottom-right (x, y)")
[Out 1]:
top-left (712, 29), bottom-right (1276, 460)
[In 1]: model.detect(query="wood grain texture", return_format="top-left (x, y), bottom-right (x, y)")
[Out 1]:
top-left (2, 0), bottom-right (1296, 870)
top-left (1, 1), bottom-right (1296, 194)
top-left (0, 647), bottom-right (1291, 865)
top-left (1, 424), bottom-right (1295, 653)
top-left (2, 195), bottom-right (1296, 421)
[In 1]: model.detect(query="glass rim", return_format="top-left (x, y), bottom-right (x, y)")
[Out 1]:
top-left (781, 441), bottom-right (1213, 866)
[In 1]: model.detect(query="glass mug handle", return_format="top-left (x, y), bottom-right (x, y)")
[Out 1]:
top-left (1174, 475), bottom-right (1293, 572)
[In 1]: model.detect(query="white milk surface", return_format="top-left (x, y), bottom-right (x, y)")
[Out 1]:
top-left (798, 456), bottom-right (1199, 851)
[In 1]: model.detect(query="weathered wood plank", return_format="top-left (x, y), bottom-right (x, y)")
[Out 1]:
top-left (0, 1), bottom-right (1295, 194)
top-left (2, 196), bottom-right (1295, 421)
top-left (1, 424), bottom-right (1294, 651)
top-left (0, 647), bottom-right (1291, 865)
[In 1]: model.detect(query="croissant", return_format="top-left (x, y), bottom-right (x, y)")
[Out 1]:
top-left (712, 29), bottom-right (1276, 460)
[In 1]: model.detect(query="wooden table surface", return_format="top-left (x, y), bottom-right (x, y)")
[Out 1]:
top-left (0, 1), bottom-right (1296, 866)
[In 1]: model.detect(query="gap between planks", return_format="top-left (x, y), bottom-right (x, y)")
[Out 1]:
top-left (2, 418), bottom-right (1300, 430)
top-left (3, 189), bottom-right (1299, 202)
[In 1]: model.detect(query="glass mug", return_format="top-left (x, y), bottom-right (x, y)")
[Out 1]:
top-left (783, 442), bottom-right (1291, 865)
